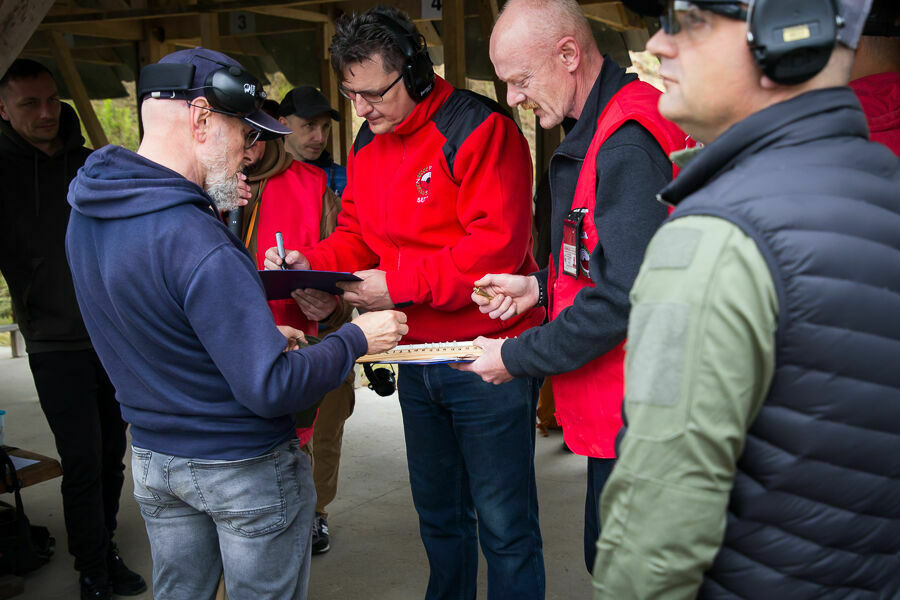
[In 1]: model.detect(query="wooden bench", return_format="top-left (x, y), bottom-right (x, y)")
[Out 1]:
top-left (0, 449), bottom-right (62, 599)
top-left (0, 448), bottom-right (62, 494)
top-left (0, 324), bottom-right (25, 359)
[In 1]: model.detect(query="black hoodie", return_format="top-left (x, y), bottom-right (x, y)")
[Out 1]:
top-left (0, 102), bottom-right (92, 353)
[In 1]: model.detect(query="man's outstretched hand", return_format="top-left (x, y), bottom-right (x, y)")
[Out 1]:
top-left (352, 310), bottom-right (409, 354)
top-left (471, 274), bottom-right (539, 321)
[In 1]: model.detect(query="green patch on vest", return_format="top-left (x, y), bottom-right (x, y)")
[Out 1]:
top-left (646, 227), bottom-right (702, 270)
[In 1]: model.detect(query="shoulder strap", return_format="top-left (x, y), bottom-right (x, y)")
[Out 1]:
top-left (0, 447), bottom-right (21, 493)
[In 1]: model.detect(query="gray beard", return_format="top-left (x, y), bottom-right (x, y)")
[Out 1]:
top-left (202, 131), bottom-right (241, 213)
top-left (206, 171), bottom-right (241, 213)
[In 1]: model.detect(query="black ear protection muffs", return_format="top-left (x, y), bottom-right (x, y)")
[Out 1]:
top-left (746, 0), bottom-right (843, 85)
top-left (363, 363), bottom-right (396, 397)
top-left (372, 12), bottom-right (435, 102)
top-left (138, 58), bottom-right (265, 116)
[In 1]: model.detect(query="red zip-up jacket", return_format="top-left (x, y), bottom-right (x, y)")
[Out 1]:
top-left (305, 76), bottom-right (544, 343)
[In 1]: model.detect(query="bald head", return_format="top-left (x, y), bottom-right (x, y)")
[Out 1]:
top-left (490, 0), bottom-right (603, 126)
top-left (494, 0), bottom-right (595, 56)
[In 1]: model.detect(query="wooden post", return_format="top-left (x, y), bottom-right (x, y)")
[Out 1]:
top-left (135, 21), bottom-right (172, 142)
top-left (477, 0), bottom-right (520, 125)
top-left (46, 32), bottom-right (109, 149)
top-left (318, 14), bottom-right (341, 161)
top-left (338, 95), bottom-right (353, 166)
top-left (534, 125), bottom-right (562, 181)
top-left (0, 0), bottom-right (56, 77)
top-left (200, 14), bottom-right (221, 50)
top-left (442, 0), bottom-right (466, 88)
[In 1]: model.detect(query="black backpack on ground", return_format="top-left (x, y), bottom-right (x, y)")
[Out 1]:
top-left (0, 447), bottom-right (55, 575)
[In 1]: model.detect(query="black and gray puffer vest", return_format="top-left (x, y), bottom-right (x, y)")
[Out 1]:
top-left (662, 87), bottom-right (900, 599)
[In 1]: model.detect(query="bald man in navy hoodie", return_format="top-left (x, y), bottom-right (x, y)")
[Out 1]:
top-left (65, 48), bottom-right (406, 600)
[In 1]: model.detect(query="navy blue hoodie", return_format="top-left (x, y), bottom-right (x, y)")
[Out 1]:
top-left (66, 145), bottom-right (367, 460)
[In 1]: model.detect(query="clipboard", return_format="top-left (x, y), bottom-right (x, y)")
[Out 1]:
top-left (357, 342), bottom-right (484, 365)
top-left (258, 270), bottom-right (361, 299)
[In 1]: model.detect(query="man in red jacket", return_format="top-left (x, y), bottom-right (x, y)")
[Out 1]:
top-left (266, 7), bottom-right (545, 599)
top-left (849, 0), bottom-right (900, 155)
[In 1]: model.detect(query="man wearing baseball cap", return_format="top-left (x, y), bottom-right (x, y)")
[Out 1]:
top-left (591, 1), bottom-right (900, 597)
top-left (279, 86), bottom-right (347, 196)
top-left (65, 47), bottom-right (407, 600)
top-left (277, 85), bottom-right (351, 556)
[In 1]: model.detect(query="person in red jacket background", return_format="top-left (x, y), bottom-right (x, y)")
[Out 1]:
top-left (849, 0), bottom-right (899, 155)
top-left (266, 7), bottom-right (545, 599)
top-left (241, 102), bottom-right (354, 555)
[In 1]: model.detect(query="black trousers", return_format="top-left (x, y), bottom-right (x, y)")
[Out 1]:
top-left (28, 348), bottom-right (127, 576)
top-left (584, 456), bottom-right (616, 574)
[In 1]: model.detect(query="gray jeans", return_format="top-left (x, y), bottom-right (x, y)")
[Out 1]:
top-left (131, 438), bottom-right (315, 600)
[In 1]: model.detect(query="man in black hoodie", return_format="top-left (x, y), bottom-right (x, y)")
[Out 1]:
top-left (0, 59), bottom-right (146, 599)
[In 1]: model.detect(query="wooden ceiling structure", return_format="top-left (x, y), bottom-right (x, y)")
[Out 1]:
top-left (0, 0), bottom-right (651, 170)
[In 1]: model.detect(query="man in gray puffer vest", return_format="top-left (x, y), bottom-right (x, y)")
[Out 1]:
top-left (593, 0), bottom-right (900, 598)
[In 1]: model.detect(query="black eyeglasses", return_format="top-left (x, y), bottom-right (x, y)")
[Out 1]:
top-left (244, 128), bottom-right (262, 149)
top-left (339, 73), bottom-right (404, 104)
top-left (659, 0), bottom-right (748, 35)
top-left (187, 101), bottom-right (261, 149)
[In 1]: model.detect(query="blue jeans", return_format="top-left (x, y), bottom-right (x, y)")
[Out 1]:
top-left (398, 365), bottom-right (545, 600)
top-left (131, 438), bottom-right (315, 600)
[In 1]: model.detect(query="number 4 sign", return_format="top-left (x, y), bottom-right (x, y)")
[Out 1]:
top-left (422, 0), bottom-right (442, 20)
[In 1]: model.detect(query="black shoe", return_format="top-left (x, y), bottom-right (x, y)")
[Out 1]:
top-left (107, 542), bottom-right (148, 596)
top-left (311, 514), bottom-right (330, 554)
top-left (80, 574), bottom-right (112, 600)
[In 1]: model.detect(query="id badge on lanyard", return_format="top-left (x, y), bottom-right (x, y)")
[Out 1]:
top-left (562, 209), bottom-right (587, 278)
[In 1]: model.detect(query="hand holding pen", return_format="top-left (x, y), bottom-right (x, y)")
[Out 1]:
top-left (263, 238), bottom-right (311, 271)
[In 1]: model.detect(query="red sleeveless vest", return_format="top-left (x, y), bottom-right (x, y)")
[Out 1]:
top-left (252, 161), bottom-right (328, 337)
top-left (547, 81), bottom-right (690, 458)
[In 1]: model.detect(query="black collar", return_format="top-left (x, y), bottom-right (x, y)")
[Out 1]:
top-left (660, 87), bottom-right (868, 207)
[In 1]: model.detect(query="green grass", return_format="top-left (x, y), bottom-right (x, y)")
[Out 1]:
top-left (0, 275), bottom-right (11, 347)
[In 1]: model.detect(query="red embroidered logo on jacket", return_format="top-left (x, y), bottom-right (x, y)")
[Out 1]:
top-left (415, 166), bottom-right (432, 203)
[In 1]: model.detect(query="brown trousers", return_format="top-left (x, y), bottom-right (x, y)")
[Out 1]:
top-left (303, 373), bottom-right (355, 517)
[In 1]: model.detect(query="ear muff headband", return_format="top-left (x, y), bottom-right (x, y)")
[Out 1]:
top-left (363, 363), bottom-right (396, 397)
top-left (746, 0), bottom-right (842, 85)
top-left (138, 59), bottom-right (265, 116)
top-left (204, 63), bottom-right (264, 115)
top-left (371, 12), bottom-right (435, 102)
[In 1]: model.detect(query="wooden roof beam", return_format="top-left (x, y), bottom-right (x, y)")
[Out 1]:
top-left (415, 21), bottom-right (443, 47)
top-left (40, 0), bottom-right (325, 26)
top-left (21, 47), bottom-right (127, 67)
top-left (39, 20), bottom-right (144, 41)
top-left (245, 6), bottom-right (330, 23)
top-left (581, 2), bottom-right (645, 31)
top-left (0, 0), bottom-right (56, 76)
top-left (47, 32), bottom-right (109, 148)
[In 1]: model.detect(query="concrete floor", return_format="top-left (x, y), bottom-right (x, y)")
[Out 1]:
top-left (1, 346), bottom-right (592, 599)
